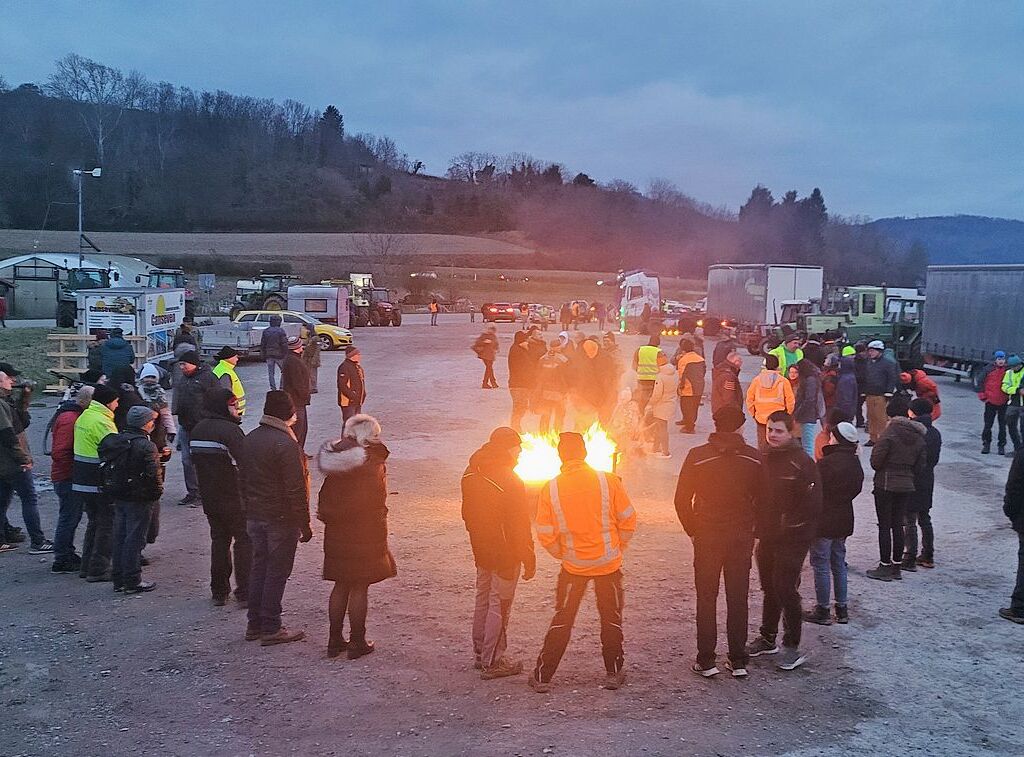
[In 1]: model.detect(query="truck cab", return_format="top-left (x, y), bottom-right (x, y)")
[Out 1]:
top-left (618, 270), bottom-right (661, 333)
top-left (57, 267), bottom-right (112, 326)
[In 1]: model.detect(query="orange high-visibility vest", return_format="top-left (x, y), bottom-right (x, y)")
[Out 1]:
top-left (745, 371), bottom-right (794, 424)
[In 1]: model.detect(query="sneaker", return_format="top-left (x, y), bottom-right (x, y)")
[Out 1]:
top-left (998, 607), bottom-right (1024, 625)
top-left (527, 673), bottom-right (552, 693)
top-left (746, 636), bottom-right (779, 657)
top-left (346, 640), bottom-right (375, 659)
top-left (679, 427), bottom-right (696, 435)
top-left (900, 558), bottom-right (918, 572)
top-left (602, 669), bottom-right (626, 689)
top-left (866, 562), bottom-right (895, 582)
top-left (691, 662), bottom-right (719, 678)
top-left (327, 639), bottom-right (349, 659)
top-left (51, 559), bottom-right (80, 573)
top-left (113, 585), bottom-right (124, 593)
top-left (651, 452), bottom-right (672, 459)
top-left (917, 558), bottom-right (935, 569)
top-left (834, 604), bottom-right (849, 624)
top-left (29, 540), bottom-right (54, 554)
top-left (123, 581), bottom-right (156, 594)
top-left (0, 542), bottom-right (19, 553)
top-left (473, 657), bottom-right (483, 670)
top-left (140, 555), bottom-right (151, 567)
top-left (85, 571), bottom-right (112, 583)
top-left (891, 563), bottom-right (903, 580)
top-left (776, 646), bottom-right (807, 671)
top-left (998, 445), bottom-right (1007, 456)
top-left (261, 627), bottom-right (306, 646)
top-left (177, 493), bottom-right (197, 506)
top-left (481, 657), bottom-right (524, 680)
top-left (724, 660), bottom-right (748, 678)
top-left (245, 625), bottom-right (262, 641)
top-left (802, 605), bottom-right (832, 626)
top-left (212, 595), bottom-right (227, 607)
top-left (5, 527), bottom-right (26, 543)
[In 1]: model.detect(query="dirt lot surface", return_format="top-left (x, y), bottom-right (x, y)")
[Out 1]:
top-left (2, 313), bottom-right (1022, 756)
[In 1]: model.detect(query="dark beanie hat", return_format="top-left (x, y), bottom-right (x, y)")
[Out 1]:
top-left (91, 384), bottom-right (119, 405)
top-left (263, 390), bottom-right (295, 421)
top-left (712, 405), bottom-right (746, 433)
top-left (215, 346), bottom-right (239, 361)
top-left (886, 396), bottom-right (911, 418)
top-left (557, 432), bottom-right (587, 462)
top-left (488, 426), bottom-right (521, 451)
top-left (179, 350), bottom-right (201, 366)
top-left (909, 397), bottom-right (934, 417)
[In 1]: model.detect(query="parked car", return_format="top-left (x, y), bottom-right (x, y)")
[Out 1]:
top-left (482, 302), bottom-right (518, 323)
top-left (233, 310), bottom-right (353, 351)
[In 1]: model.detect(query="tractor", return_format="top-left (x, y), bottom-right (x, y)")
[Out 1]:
top-left (229, 273), bottom-right (300, 320)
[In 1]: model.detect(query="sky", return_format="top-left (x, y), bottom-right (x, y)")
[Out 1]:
top-left (3, 1), bottom-right (1022, 220)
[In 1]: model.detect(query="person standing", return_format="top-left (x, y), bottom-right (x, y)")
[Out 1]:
top-left (711, 346), bottom-right (744, 417)
top-left (190, 387), bottom-right (251, 607)
top-left (301, 326), bottom-right (321, 394)
top-left (904, 398), bottom-right (941, 570)
top-left (212, 347), bottom-right (246, 418)
top-left (429, 298), bottom-right (440, 326)
top-left (100, 328), bottom-right (135, 379)
top-left (473, 326), bottom-right (500, 390)
top-left (260, 314), bottom-right (289, 391)
top-left (573, 337), bottom-right (616, 428)
top-left (675, 406), bottom-right (764, 677)
top-left (632, 335), bottom-right (662, 413)
top-left (746, 411), bottom-right (821, 671)
top-left (862, 340), bottom-right (898, 446)
top-left (645, 353), bottom-right (676, 458)
top-left (853, 341), bottom-right (869, 428)
top-left (281, 336), bottom-right (311, 452)
top-left (74, 384), bottom-right (120, 580)
top-left (318, 413), bottom-right (396, 660)
top-left (242, 391), bottom-right (312, 646)
top-left (528, 433), bottom-right (637, 693)
top-left (1000, 445), bottom-right (1024, 624)
top-left (768, 335), bottom-right (804, 377)
top-left (834, 349), bottom-right (860, 422)
top-left (559, 303), bottom-right (572, 332)
top-left (337, 345), bottom-right (367, 426)
top-left (745, 354), bottom-right (795, 452)
top-left (461, 427), bottom-right (536, 678)
top-left (675, 338), bottom-right (706, 435)
top-left (535, 341), bottom-right (569, 434)
top-left (508, 331), bottom-right (538, 433)
top-left (594, 301), bottom-right (607, 332)
top-left (978, 350), bottom-right (1009, 455)
top-left (1002, 355), bottom-right (1024, 455)
top-left (105, 406), bottom-right (162, 594)
top-left (171, 351), bottom-right (218, 507)
top-left (570, 301), bottom-right (581, 330)
top-left (793, 359), bottom-right (826, 458)
top-left (50, 385), bottom-right (93, 571)
top-left (866, 397), bottom-right (927, 582)
top-left (804, 422), bottom-right (863, 626)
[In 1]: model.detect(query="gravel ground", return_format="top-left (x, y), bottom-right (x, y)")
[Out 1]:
top-left (2, 314), bottom-right (1022, 756)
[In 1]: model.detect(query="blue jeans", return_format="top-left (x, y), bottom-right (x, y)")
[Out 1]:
top-left (809, 537), bottom-right (848, 607)
top-left (266, 358), bottom-right (284, 391)
top-left (246, 520), bottom-right (300, 635)
top-left (52, 480), bottom-right (82, 561)
top-left (177, 425), bottom-right (200, 496)
top-left (111, 500), bottom-right (154, 589)
top-left (0, 468), bottom-right (44, 546)
top-left (800, 423), bottom-right (817, 459)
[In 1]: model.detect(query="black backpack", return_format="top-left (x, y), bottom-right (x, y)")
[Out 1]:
top-left (98, 433), bottom-right (136, 499)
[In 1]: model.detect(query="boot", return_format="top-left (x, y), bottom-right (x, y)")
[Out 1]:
top-left (834, 604), bottom-right (849, 624)
top-left (802, 605), bottom-right (832, 625)
top-left (347, 639), bottom-right (375, 660)
top-left (982, 443), bottom-right (991, 455)
top-left (900, 556), bottom-right (918, 572)
top-left (866, 562), bottom-right (895, 582)
top-left (999, 444), bottom-right (1008, 456)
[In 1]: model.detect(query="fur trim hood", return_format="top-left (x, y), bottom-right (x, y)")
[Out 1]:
top-left (344, 413), bottom-right (381, 446)
top-left (318, 437), bottom-right (390, 474)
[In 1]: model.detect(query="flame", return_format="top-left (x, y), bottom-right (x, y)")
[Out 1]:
top-left (514, 423), bottom-right (618, 484)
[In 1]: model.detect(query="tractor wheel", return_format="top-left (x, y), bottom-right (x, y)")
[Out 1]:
top-left (391, 310), bottom-right (402, 326)
top-left (352, 312), bottom-right (368, 328)
top-left (369, 310), bottom-right (382, 327)
top-left (264, 295), bottom-right (285, 311)
top-left (317, 334), bottom-right (334, 352)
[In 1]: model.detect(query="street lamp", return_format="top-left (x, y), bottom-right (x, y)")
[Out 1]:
top-left (72, 167), bottom-right (102, 267)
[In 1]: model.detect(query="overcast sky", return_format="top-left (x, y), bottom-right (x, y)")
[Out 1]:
top-left (3, 1), bottom-right (1021, 219)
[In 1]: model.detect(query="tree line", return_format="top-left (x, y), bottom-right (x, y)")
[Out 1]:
top-left (0, 54), bottom-right (926, 285)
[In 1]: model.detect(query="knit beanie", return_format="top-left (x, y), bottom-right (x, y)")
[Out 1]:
top-left (92, 384), bottom-right (119, 406)
top-left (263, 390), bottom-right (295, 421)
top-left (557, 432), bottom-right (587, 462)
top-left (126, 405), bottom-right (156, 429)
top-left (488, 427), bottom-right (522, 451)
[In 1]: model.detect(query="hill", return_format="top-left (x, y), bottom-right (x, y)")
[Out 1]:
top-left (868, 215), bottom-right (1024, 265)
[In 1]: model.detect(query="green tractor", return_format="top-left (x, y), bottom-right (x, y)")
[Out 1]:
top-left (57, 266), bottom-right (112, 327)
top-left (229, 273), bottom-right (300, 320)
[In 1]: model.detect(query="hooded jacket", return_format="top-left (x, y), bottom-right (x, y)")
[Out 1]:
top-left (461, 441), bottom-right (536, 575)
top-left (260, 322), bottom-right (289, 360)
top-left (793, 366), bottom-right (826, 425)
top-left (0, 398), bottom-right (30, 479)
top-left (676, 351), bottom-right (706, 398)
top-left (173, 364), bottom-right (219, 431)
top-left (908, 414), bottom-right (941, 511)
top-left (49, 401), bottom-right (84, 483)
top-left (190, 388), bottom-right (246, 518)
top-left (507, 332), bottom-right (538, 390)
top-left (674, 431), bottom-right (764, 540)
top-left (745, 370), bottom-right (795, 425)
top-left (337, 358), bottom-right (366, 408)
top-left (282, 351), bottom-right (311, 407)
top-left (758, 439), bottom-right (822, 543)
top-left (834, 356), bottom-right (860, 419)
top-left (710, 361), bottom-right (744, 416)
top-left (815, 443), bottom-right (864, 538)
top-left (869, 415), bottom-right (928, 493)
top-left (648, 363), bottom-right (678, 421)
top-left (99, 428), bottom-right (163, 503)
top-left (100, 335), bottom-right (136, 378)
top-left (241, 415), bottom-right (310, 527)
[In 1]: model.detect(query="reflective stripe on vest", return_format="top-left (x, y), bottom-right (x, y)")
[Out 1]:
top-left (548, 472), bottom-right (620, 570)
top-left (637, 345), bottom-right (660, 381)
top-left (189, 440), bottom-right (238, 467)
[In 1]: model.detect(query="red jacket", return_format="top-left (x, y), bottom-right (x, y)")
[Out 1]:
top-left (902, 369), bottom-right (940, 406)
top-left (978, 363), bottom-right (1008, 406)
top-left (50, 404), bottom-right (83, 482)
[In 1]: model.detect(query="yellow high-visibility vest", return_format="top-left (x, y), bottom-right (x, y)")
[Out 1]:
top-left (213, 360), bottom-right (246, 416)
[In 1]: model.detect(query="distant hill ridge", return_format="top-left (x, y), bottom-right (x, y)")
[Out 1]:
top-left (868, 215), bottom-right (1024, 265)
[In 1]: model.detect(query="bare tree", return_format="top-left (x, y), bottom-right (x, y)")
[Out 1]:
top-left (46, 53), bottom-right (147, 163)
top-left (352, 233), bottom-right (419, 285)
top-left (0, 74), bottom-right (8, 92)
top-left (372, 136), bottom-right (408, 170)
top-left (446, 151), bottom-right (497, 183)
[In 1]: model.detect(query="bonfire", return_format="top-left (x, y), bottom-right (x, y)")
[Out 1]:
top-left (514, 423), bottom-right (618, 485)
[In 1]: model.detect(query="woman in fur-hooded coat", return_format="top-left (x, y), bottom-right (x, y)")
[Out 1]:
top-left (317, 413), bottom-right (396, 659)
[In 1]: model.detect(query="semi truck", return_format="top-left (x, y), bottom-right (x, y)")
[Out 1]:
top-left (705, 264), bottom-right (824, 354)
top-left (617, 270), bottom-right (661, 334)
top-left (921, 265), bottom-right (1024, 385)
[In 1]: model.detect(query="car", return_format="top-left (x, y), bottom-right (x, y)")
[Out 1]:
top-left (482, 302), bottom-right (518, 323)
top-left (528, 303), bottom-right (554, 324)
top-left (233, 310), bottom-right (353, 351)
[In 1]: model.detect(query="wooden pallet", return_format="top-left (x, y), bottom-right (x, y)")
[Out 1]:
top-left (45, 333), bottom-right (147, 394)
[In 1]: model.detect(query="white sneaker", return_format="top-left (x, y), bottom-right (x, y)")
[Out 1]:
top-left (652, 452), bottom-right (672, 459)
top-left (725, 660), bottom-right (748, 678)
top-left (776, 646), bottom-right (807, 671)
top-left (691, 662), bottom-right (719, 678)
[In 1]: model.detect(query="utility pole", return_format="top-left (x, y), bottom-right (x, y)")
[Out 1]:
top-left (72, 167), bottom-right (102, 268)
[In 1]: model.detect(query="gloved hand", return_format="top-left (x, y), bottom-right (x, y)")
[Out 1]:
top-left (299, 524), bottom-right (313, 543)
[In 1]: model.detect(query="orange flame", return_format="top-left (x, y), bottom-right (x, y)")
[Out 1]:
top-left (514, 423), bottom-right (618, 485)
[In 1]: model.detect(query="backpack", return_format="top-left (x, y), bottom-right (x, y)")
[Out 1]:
top-left (98, 433), bottom-right (137, 499)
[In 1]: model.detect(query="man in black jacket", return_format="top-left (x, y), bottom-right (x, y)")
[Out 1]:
top-left (337, 346), bottom-right (366, 428)
top-left (260, 314), bottom-right (289, 390)
top-left (461, 427), bottom-right (536, 679)
top-left (675, 405), bottom-right (764, 678)
top-left (1001, 446), bottom-right (1024, 624)
top-left (746, 411), bottom-right (822, 671)
top-left (242, 390), bottom-right (312, 646)
top-left (281, 336), bottom-right (312, 452)
top-left (905, 398), bottom-right (942, 570)
top-left (172, 351), bottom-right (218, 507)
top-left (106, 406), bottom-right (163, 594)
top-left (190, 387), bottom-right (250, 607)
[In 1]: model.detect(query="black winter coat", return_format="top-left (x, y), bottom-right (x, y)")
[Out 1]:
top-left (281, 353), bottom-right (311, 407)
top-left (870, 416), bottom-right (927, 493)
top-left (317, 439), bottom-right (396, 585)
top-left (100, 429), bottom-right (163, 503)
top-left (1004, 450), bottom-right (1024, 533)
top-left (337, 359), bottom-right (366, 408)
top-left (758, 439), bottom-right (822, 544)
top-left (461, 441), bottom-right (536, 575)
top-left (908, 414), bottom-right (941, 511)
top-left (190, 403), bottom-right (245, 519)
top-left (675, 432), bottom-right (764, 540)
top-left (862, 355), bottom-right (899, 396)
top-left (241, 416), bottom-right (310, 527)
top-left (815, 444), bottom-right (864, 538)
top-left (710, 363), bottom-right (744, 416)
top-left (173, 366), bottom-right (219, 431)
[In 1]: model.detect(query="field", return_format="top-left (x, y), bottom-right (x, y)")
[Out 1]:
top-left (0, 327), bottom-right (75, 387)
top-left (1, 314), bottom-right (1021, 756)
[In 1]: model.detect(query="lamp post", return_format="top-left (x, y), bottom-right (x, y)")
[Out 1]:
top-left (72, 167), bottom-right (102, 267)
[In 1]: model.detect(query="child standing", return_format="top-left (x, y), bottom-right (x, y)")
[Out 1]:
top-left (905, 398), bottom-right (942, 569)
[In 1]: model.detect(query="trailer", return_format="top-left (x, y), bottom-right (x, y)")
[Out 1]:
top-left (77, 287), bottom-right (185, 364)
top-left (287, 284), bottom-right (351, 328)
top-left (921, 265), bottom-right (1024, 384)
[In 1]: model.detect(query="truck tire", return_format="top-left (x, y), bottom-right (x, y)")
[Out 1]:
top-left (56, 301), bottom-right (77, 328)
top-left (352, 311), bottom-right (368, 328)
top-left (263, 295), bottom-right (285, 311)
top-left (391, 310), bottom-right (402, 327)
